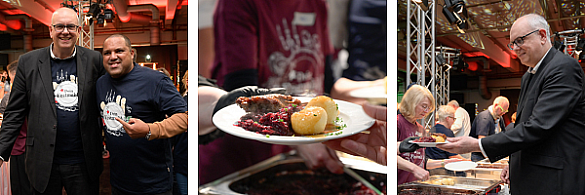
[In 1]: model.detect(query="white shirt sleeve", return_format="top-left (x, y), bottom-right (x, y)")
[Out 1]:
top-left (478, 138), bottom-right (490, 161)
top-left (451, 109), bottom-right (464, 135)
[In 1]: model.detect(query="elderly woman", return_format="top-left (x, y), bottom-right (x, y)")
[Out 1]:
top-left (397, 85), bottom-right (460, 184)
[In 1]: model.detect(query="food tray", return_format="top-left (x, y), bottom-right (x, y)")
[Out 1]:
top-left (398, 183), bottom-right (482, 195)
top-left (198, 151), bottom-right (386, 195)
top-left (400, 175), bottom-right (501, 194)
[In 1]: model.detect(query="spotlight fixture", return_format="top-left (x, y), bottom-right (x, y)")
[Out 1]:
top-left (576, 38), bottom-right (585, 52)
top-left (443, 0), bottom-right (469, 33)
top-left (103, 9), bottom-right (114, 20)
top-left (88, 3), bottom-right (101, 17)
top-left (451, 50), bottom-right (467, 72)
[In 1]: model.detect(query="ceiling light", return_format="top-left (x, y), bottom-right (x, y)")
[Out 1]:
top-left (443, 0), bottom-right (469, 33)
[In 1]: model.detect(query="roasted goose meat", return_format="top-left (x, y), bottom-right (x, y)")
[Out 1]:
top-left (236, 94), bottom-right (302, 113)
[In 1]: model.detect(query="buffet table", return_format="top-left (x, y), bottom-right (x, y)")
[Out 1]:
top-left (398, 158), bottom-right (510, 195)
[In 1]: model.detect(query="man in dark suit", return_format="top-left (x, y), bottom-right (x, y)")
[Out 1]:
top-left (438, 13), bottom-right (585, 194)
top-left (0, 7), bottom-right (105, 194)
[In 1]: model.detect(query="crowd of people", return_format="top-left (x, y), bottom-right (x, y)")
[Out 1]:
top-left (398, 13), bottom-right (585, 195)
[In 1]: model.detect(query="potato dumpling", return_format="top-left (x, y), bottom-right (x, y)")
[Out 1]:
top-left (306, 96), bottom-right (338, 124)
top-left (441, 178), bottom-right (455, 185)
top-left (291, 106), bottom-right (328, 135)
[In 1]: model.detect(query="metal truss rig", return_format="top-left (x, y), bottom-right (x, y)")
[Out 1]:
top-left (76, 0), bottom-right (95, 50)
top-left (406, 0), bottom-right (440, 131)
top-left (554, 29), bottom-right (583, 59)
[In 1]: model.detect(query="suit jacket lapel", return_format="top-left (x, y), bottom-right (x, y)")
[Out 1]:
top-left (516, 48), bottom-right (558, 121)
top-left (38, 47), bottom-right (57, 117)
top-left (77, 46), bottom-right (86, 108)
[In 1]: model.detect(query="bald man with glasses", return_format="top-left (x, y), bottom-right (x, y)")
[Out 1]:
top-left (439, 13), bottom-right (585, 194)
top-left (0, 7), bottom-right (105, 194)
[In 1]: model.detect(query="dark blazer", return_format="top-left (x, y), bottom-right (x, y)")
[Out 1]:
top-left (0, 45), bottom-right (106, 192)
top-left (482, 48), bottom-right (585, 195)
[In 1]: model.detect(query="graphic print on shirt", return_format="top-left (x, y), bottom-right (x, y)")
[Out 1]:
top-left (100, 90), bottom-right (133, 137)
top-left (53, 69), bottom-right (78, 112)
top-left (267, 13), bottom-right (324, 96)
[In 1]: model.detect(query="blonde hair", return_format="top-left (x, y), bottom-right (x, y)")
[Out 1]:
top-left (399, 85), bottom-right (435, 120)
top-left (511, 112), bottom-right (517, 123)
top-left (437, 105), bottom-right (455, 122)
top-left (182, 70), bottom-right (188, 87)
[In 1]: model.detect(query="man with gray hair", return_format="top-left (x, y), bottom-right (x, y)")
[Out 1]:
top-left (447, 100), bottom-right (471, 159)
top-left (439, 13), bottom-right (585, 194)
top-left (425, 105), bottom-right (467, 161)
top-left (468, 96), bottom-right (509, 161)
top-left (447, 100), bottom-right (471, 138)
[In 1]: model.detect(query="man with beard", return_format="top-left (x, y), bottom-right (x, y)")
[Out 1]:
top-left (97, 34), bottom-right (187, 194)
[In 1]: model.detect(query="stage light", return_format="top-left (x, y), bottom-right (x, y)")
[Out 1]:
top-left (88, 3), bottom-right (101, 17)
top-left (443, 0), bottom-right (469, 33)
top-left (577, 38), bottom-right (585, 52)
top-left (452, 50), bottom-right (467, 72)
top-left (103, 9), bottom-right (114, 20)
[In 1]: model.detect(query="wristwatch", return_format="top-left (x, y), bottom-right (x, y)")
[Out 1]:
top-left (145, 130), bottom-right (151, 140)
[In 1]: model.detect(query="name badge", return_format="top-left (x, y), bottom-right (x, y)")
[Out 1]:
top-left (292, 12), bottom-right (315, 26)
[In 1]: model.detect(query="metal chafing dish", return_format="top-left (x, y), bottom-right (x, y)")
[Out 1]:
top-left (465, 158), bottom-right (508, 180)
top-left (398, 175), bottom-right (501, 195)
top-left (198, 151), bottom-right (387, 195)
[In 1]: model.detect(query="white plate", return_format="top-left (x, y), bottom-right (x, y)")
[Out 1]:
top-left (349, 86), bottom-right (387, 99)
top-left (212, 97), bottom-right (376, 145)
top-left (409, 140), bottom-right (449, 147)
top-left (444, 161), bottom-right (478, 171)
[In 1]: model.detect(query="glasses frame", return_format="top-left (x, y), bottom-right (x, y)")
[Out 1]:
top-left (52, 24), bottom-right (79, 32)
top-left (497, 105), bottom-right (509, 113)
top-left (507, 29), bottom-right (540, 50)
top-left (420, 104), bottom-right (431, 112)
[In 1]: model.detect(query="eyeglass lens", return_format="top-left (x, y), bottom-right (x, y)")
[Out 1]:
top-left (508, 29), bottom-right (539, 50)
top-left (54, 24), bottom-right (77, 32)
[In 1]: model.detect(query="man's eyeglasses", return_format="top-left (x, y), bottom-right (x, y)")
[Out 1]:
top-left (448, 116), bottom-right (457, 120)
top-left (52, 24), bottom-right (78, 32)
top-left (507, 29), bottom-right (540, 50)
top-left (497, 105), bottom-right (508, 113)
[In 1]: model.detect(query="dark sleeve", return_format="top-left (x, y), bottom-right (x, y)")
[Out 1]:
top-left (0, 56), bottom-right (29, 160)
top-left (156, 76), bottom-right (188, 115)
top-left (222, 69), bottom-right (258, 92)
top-left (0, 93), bottom-right (9, 114)
top-left (198, 75), bottom-right (218, 87)
top-left (483, 55), bottom-right (585, 162)
top-left (476, 114), bottom-right (492, 136)
top-left (362, 0), bottom-right (387, 21)
top-left (324, 54), bottom-right (336, 95)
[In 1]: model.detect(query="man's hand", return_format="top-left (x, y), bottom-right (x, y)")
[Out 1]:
top-left (213, 86), bottom-right (286, 114)
top-left (501, 165), bottom-right (510, 184)
top-left (296, 143), bottom-right (345, 174)
top-left (115, 117), bottom-right (149, 139)
top-left (323, 104), bottom-right (387, 165)
top-left (436, 136), bottom-right (482, 154)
